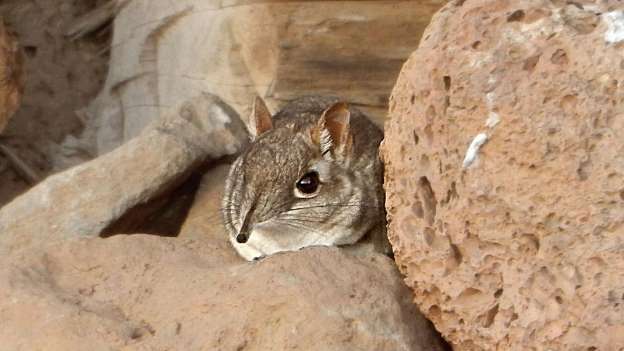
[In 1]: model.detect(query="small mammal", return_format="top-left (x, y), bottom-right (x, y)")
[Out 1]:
top-left (222, 96), bottom-right (388, 261)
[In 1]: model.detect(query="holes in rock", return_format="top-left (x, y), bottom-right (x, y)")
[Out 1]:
top-left (424, 125), bottom-right (434, 145)
top-left (519, 233), bottom-right (540, 255)
top-left (423, 227), bottom-right (435, 246)
top-left (130, 328), bottom-right (145, 340)
top-left (418, 176), bottom-right (437, 226)
top-left (130, 323), bottom-right (155, 340)
top-left (428, 305), bottom-right (441, 320)
top-left (576, 158), bottom-right (592, 181)
top-left (494, 289), bottom-right (503, 298)
top-left (587, 347), bottom-right (597, 351)
top-left (413, 130), bottom-right (419, 145)
top-left (24, 45), bottom-right (38, 58)
top-left (507, 10), bottom-right (526, 22)
top-left (443, 181), bottom-right (458, 205)
top-left (450, 243), bottom-right (462, 266)
top-left (420, 154), bottom-right (430, 169)
top-left (410, 94), bottom-right (416, 104)
top-left (555, 295), bottom-right (563, 304)
top-left (471, 41), bottom-right (481, 50)
top-left (560, 94), bottom-right (577, 113)
top-left (443, 76), bottom-right (451, 91)
top-left (482, 304), bottom-right (499, 328)
top-left (523, 54), bottom-right (541, 72)
top-left (426, 105), bottom-right (437, 120)
top-left (412, 200), bottom-right (424, 219)
top-left (551, 49), bottom-right (569, 65)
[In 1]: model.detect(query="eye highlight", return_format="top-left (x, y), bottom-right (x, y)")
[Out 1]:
top-left (295, 171), bottom-right (320, 198)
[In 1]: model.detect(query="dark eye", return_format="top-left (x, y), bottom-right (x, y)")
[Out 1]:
top-left (296, 171), bottom-right (320, 195)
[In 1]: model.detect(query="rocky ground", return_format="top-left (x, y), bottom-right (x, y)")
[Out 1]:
top-left (0, 94), bottom-right (447, 350)
top-left (3, 0), bottom-right (623, 350)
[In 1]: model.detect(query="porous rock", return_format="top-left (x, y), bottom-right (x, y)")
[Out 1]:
top-left (0, 19), bottom-right (22, 133)
top-left (383, 0), bottom-right (624, 349)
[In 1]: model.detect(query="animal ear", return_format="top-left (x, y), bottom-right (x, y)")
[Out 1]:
top-left (316, 102), bottom-right (353, 159)
top-left (248, 96), bottom-right (273, 139)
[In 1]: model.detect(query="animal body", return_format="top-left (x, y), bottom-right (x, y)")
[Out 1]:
top-left (222, 96), bottom-right (387, 261)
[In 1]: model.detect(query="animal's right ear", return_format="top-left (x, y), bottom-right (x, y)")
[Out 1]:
top-left (248, 96), bottom-right (273, 140)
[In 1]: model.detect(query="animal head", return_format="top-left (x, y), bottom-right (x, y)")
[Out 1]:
top-left (222, 97), bottom-right (381, 261)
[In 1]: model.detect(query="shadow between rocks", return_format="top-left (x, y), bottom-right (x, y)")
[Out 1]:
top-left (100, 159), bottom-right (231, 238)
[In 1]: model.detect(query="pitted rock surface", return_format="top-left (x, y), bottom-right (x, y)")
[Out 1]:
top-left (383, 0), bottom-right (624, 349)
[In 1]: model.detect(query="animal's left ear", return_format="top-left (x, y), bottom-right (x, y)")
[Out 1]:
top-left (313, 102), bottom-right (353, 160)
top-left (248, 96), bottom-right (273, 140)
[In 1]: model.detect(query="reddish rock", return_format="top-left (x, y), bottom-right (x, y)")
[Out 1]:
top-left (383, 0), bottom-right (624, 349)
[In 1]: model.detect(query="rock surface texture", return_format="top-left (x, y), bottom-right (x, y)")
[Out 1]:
top-left (0, 19), bottom-right (22, 133)
top-left (383, 0), bottom-right (624, 350)
top-left (0, 94), bottom-right (248, 254)
top-left (0, 161), bottom-right (446, 351)
top-left (0, 239), bottom-right (444, 351)
top-left (0, 96), bottom-right (445, 350)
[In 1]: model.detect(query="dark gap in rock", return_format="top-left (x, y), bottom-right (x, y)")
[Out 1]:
top-left (443, 75), bottom-right (451, 91)
top-left (23, 45), bottom-right (38, 58)
top-left (418, 176), bottom-right (437, 226)
top-left (507, 10), bottom-right (525, 22)
top-left (523, 54), bottom-right (541, 72)
top-left (100, 159), bottom-right (229, 238)
top-left (482, 304), bottom-right (499, 328)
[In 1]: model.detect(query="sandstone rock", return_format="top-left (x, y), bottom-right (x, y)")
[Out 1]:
top-left (0, 161), bottom-right (446, 350)
top-left (0, 94), bottom-right (248, 254)
top-left (383, 0), bottom-right (624, 349)
top-left (0, 237), bottom-right (445, 351)
top-left (0, 19), bottom-right (22, 133)
top-left (62, 0), bottom-right (445, 164)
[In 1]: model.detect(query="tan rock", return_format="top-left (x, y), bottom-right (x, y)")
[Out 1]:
top-left (0, 20), bottom-right (22, 133)
top-left (0, 237), bottom-right (445, 351)
top-left (0, 160), bottom-right (446, 350)
top-left (0, 94), bottom-right (248, 254)
top-left (64, 0), bottom-right (445, 164)
top-left (383, 0), bottom-right (624, 350)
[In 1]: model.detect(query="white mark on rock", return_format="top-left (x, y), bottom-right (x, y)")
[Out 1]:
top-left (485, 112), bottom-right (500, 128)
top-left (485, 92), bottom-right (496, 107)
top-left (462, 133), bottom-right (488, 169)
top-left (484, 91), bottom-right (500, 129)
top-left (603, 11), bottom-right (624, 44)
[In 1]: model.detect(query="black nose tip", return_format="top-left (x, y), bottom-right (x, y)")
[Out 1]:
top-left (236, 233), bottom-right (248, 244)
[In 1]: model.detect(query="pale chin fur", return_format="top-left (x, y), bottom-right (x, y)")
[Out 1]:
top-left (230, 221), bottom-right (360, 261)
